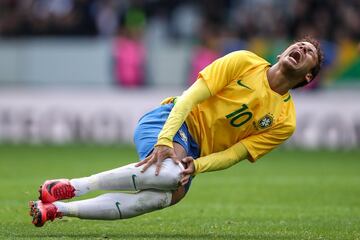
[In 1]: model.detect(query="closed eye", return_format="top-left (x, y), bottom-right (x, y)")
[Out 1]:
top-left (307, 48), bottom-right (315, 57)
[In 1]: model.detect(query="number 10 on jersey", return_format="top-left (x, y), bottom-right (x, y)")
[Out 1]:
top-left (226, 104), bottom-right (253, 127)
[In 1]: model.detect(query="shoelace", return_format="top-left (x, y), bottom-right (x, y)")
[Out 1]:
top-left (53, 185), bottom-right (75, 199)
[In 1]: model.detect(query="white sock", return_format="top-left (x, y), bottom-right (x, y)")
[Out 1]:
top-left (54, 190), bottom-right (172, 220)
top-left (70, 158), bottom-right (183, 196)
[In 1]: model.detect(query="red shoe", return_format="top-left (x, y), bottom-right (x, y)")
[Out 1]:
top-left (29, 201), bottom-right (62, 227)
top-left (39, 179), bottom-right (75, 203)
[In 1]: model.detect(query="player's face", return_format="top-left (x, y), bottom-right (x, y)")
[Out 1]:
top-left (278, 41), bottom-right (318, 78)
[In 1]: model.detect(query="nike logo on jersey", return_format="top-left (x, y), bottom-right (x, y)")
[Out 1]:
top-left (284, 95), bottom-right (291, 102)
top-left (237, 80), bottom-right (252, 90)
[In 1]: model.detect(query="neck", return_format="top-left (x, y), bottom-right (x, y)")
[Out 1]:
top-left (267, 63), bottom-right (293, 95)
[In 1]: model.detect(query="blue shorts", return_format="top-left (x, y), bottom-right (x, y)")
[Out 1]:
top-left (133, 103), bottom-right (200, 192)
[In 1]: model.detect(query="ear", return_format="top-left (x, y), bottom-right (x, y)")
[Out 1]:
top-left (305, 73), bottom-right (313, 83)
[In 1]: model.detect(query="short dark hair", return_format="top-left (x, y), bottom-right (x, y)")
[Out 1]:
top-left (291, 36), bottom-right (324, 89)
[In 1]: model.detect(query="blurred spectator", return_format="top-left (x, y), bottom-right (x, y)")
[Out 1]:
top-left (1, 0), bottom-right (359, 89)
top-left (94, 0), bottom-right (122, 37)
top-left (112, 7), bottom-right (146, 87)
top-left (1, 0), bottom-right (359, 41)
top-left (188, 21), bottom-right (221, 85)
top-left (0, 0), bottom-right (97, 36)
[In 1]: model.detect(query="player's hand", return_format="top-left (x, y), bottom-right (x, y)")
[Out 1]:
top-left (160, 96), bottom-right (177, 105)
top-left (180, 156), bottom-right (195, 186)
top-left (135, 145), bottom-right (180, 175)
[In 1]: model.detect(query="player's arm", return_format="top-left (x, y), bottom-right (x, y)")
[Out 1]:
top-left (156, 78), bottom-right (211, 148)
top-left (193, 122), bottom-right (295, 173)
top-left (156, 51), bottom-right (251, 147)
top-left (136, 78), bottom-right (211, 174)
top-left (181, 122), bottom-right (295, 184)
top-left (194, 142), bottom-right (248, 174)
top-left (240, 122), bottom-right (295, 162)
top-left (180, 142), bottom-right (248, 185)
top-left (138, 51), bottom-right (249, 174)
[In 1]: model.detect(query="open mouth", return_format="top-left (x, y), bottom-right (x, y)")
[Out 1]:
top-left (289, 50), bottom-right (302, 65)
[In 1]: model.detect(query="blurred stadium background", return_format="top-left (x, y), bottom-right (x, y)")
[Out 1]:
top-left (0, 0), bottom-right (359, 148)
top-left (0, 1), bottom-right (360, 239)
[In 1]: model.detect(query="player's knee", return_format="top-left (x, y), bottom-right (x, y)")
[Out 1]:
top-left (144, 164), bottom-right (181, 190)
top-left (160, 166), bottom-right (182, 189)
top-left (140, 159), bottom-right (183, 190)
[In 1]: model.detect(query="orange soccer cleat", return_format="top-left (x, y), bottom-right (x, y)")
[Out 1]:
top-left (39, 179), bottom-right (75, 203)
top-left (29, 201), bottom-right (62, 227)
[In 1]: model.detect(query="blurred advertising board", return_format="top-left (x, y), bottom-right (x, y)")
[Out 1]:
top-left (0, 89), bottom-right (359, 149)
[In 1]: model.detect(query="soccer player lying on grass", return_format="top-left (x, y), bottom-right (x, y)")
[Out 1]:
top-left (29, 36), bottom-right (323, 227)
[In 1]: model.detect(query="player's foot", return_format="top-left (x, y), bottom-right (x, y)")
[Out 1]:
top-left (39, 179), bottom-right (75, 203)
top-left (29, 201), bottom-right (62, 227)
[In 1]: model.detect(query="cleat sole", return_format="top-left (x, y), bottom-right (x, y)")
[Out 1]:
top-left (29, 201), bottom-right (44, 227)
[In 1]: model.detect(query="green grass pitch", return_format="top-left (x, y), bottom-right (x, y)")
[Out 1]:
top-left (0, 144), bottom-right (359, 240)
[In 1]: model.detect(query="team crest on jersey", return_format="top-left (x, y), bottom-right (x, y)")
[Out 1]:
top-left (257, 114), bottom-right (274, 129)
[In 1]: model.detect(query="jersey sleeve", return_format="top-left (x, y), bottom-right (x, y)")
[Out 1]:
top-left (199, 51), bottom-right (269, 95)
top-left (156, 79), bottom-right (211, 147)
top-left (240, 122), bottom-right (296, 162)
top-left (193, 141), bottom-right (248, 174)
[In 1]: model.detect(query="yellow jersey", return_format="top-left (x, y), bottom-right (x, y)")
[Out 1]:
top-left (185, 50), bottom-right (296, 161)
